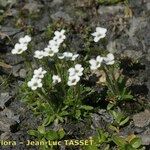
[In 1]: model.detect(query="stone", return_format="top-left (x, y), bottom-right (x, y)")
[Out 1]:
top-left (51, 11), bottom-right (73, 23)
top-left (12, 64), bottom-right (22, 77)
top-left (133, 110), bottom-right (150, 128)
top-left (147, 2), bottom-right (150, 10)
top-left (140, 129), bottom-right (150, 145)
top-left (0, 93), bottom-right (12, 109)
top-left (107, 41), bottom-right (117, 53)
top-left (0, 27), bottom-right (21, 36)
top-left (4, 53), bottom-right (24, 65)
top-left (0, 114), bottom-right (18, 132)
top-left (121, 50), bottom-right (143, 60)
top-left (51, 0), bottom-right (63, 6)
top-left (0, 108), bottom-right (20, 123)
top-left (98, 5), bottom-right (125, 16)
top-left (19, 69), bottom-right (27, 78)
top-left (22, 1), bottom-right (43, 14)
top-left (0, 132), bottom-right (11, 140)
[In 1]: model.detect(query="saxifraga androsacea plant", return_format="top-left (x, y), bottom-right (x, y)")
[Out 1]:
top-left (11, 26), bottom-right (133, 148)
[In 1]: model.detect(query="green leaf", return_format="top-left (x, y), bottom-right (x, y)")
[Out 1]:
top-left (107, 103), bottom-right (115, 110)
top-left (43, 115), bottom-right (55, 126)
top-left (108, 125), bottom-right (119, 133)
top-left (130, 137), bottom-right (142, 148)
top-left (27, 130), bottom-right (39, 137)
top-left (75, 110), bottom-right (81, 119)
top-left (45, 130), bottom-right (59, 140)
top-left (38, 126), bottom-right (45, 134)
top-left (81, 105), bottom-right (93, 110)
top-left (123, 94), bottom-right (133, 100)
top-left (58, 129), bottom-right (65, 139)
top-left (119, 117), bottom-right (129, 126)
top-left (112, 135), bottom-right (126, 147)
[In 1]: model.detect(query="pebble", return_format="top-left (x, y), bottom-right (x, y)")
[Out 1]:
top-left (133, 110), bottom-right (150, 128)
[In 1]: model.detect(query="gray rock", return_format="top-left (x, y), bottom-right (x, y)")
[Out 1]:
top-left (0, 114), bottom-right (18, 132)
top-left (0, 108), bottom-right (20, 123)
top-left (1, 27), bottom-right (21, 36)
top-left (107, 41), bottom-right (117, 53)
top-left (98, 109), bottom-right (113, 123)
top-left (133, 110), bottom-right (150, 128)
top-left (51, 0), bottom-right (63, 6)
top-left (19, 69), bottom-right (27, 78)
top-left (0, 132), bottom-right (11, 140)
top-left (91, 110), bottom-right (113, 129)
top-left (0, 93), bottom-right (12, 109)
top-left (12, 64), bottom-right (22, 77)
top-left (4, 53), bottom-right (24, 65)
top-left (121, 50), bottom-right (143, 60)
top-left (140, 129), bottom-right (150, 145)
top-left (51, 11), bottom-right (73, 23)
top-left (23, 1), bottom-right (43, 14)
top-left (147, 2), bottom-right (150, 10)
top-left (98, 5), bottom-right (125, 15)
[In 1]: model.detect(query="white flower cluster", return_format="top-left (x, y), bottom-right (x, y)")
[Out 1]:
top-left (28, 67), bottom-right (47, 90)
top-left (11, 35), bottom-right (31, 54)
top-left (52, 75), bottom-right (61, 84)
top-left (67, 64), bottom-right (84, 86)
top-left (34, 30), bottom-right (66, 59)
top-left (58, 52), bottom-right (79, 61)
top-left (89, 53), bottom-right (115, 70)
top-left (91, 27), bottom-right (107, 42)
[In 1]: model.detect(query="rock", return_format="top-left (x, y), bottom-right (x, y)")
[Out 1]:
top-left (91, 110), bottom-right (113, 129)
top-left (140, 129), bottom-right (150, 145)
top-left (98, 109), bottom-right (113, 123)
top-left (4, 53), bottom-right (24, 65)
top-left (19, 69), bottom-right (27, 78)
top-left (133, 110), bottom-right (150, 128)
top-left (147, 2), bottom-right (150, 10)
top-left (107, 41), bottom-right (117, 53)
top-left (0, 108), bottom-right (20, 123)
top-left (0, 132), bottom-right (11, 140)
top-left (0, 114), bottom-right (18, 132)
top-left (98, 5), bottom-right (125, 16)
top-left (51, 0), bottom-right (63, 6)
top-left (0, 93), bottom-right (12, 109)
top-left (121, 50), bottom-right (143, 60)
top-left (12, 64), bottom-right (22, 77)
top-left (0, 27), bottom-right (21, 36)
top-left (22, 1), bottom-right (43, 14)
top-left (51, 11), bottom-right (73, 23)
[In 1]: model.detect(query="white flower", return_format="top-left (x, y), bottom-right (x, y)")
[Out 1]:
top-left (33, 67), bottom-right (47, 79)
top-left (34, 50), bottom-right (45, 59)
top-left (67, 75), bottom-right (80, 86)
top-left (91, 27), bottom-right (107, 42)
top-left (57, 53), bottom-right (65, 59)
top-left (27, 78), bottom-right (42, 90)
top-left (63, 52), bottom-right (73, 58)
top-left (53, 29), bottom-right (66, 44)
top-left (71, 54), bottom-right (79, 61)
top-left (49, 40), bottom-right (60, 49)
top-left (19, 35), bottom-right (31, 44)
top-left (52, 75), bottom-right (61, 84)
top-left (44, 47), bottom-right (55, 57)
top-left (68, 64), bottom-right (84, 77)
top-left (11, 43), bottom-right (27, 54)
top-left (89, 56), bottom-right (103, 70)
top-left (103, 53), bottom-right (115, 65)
